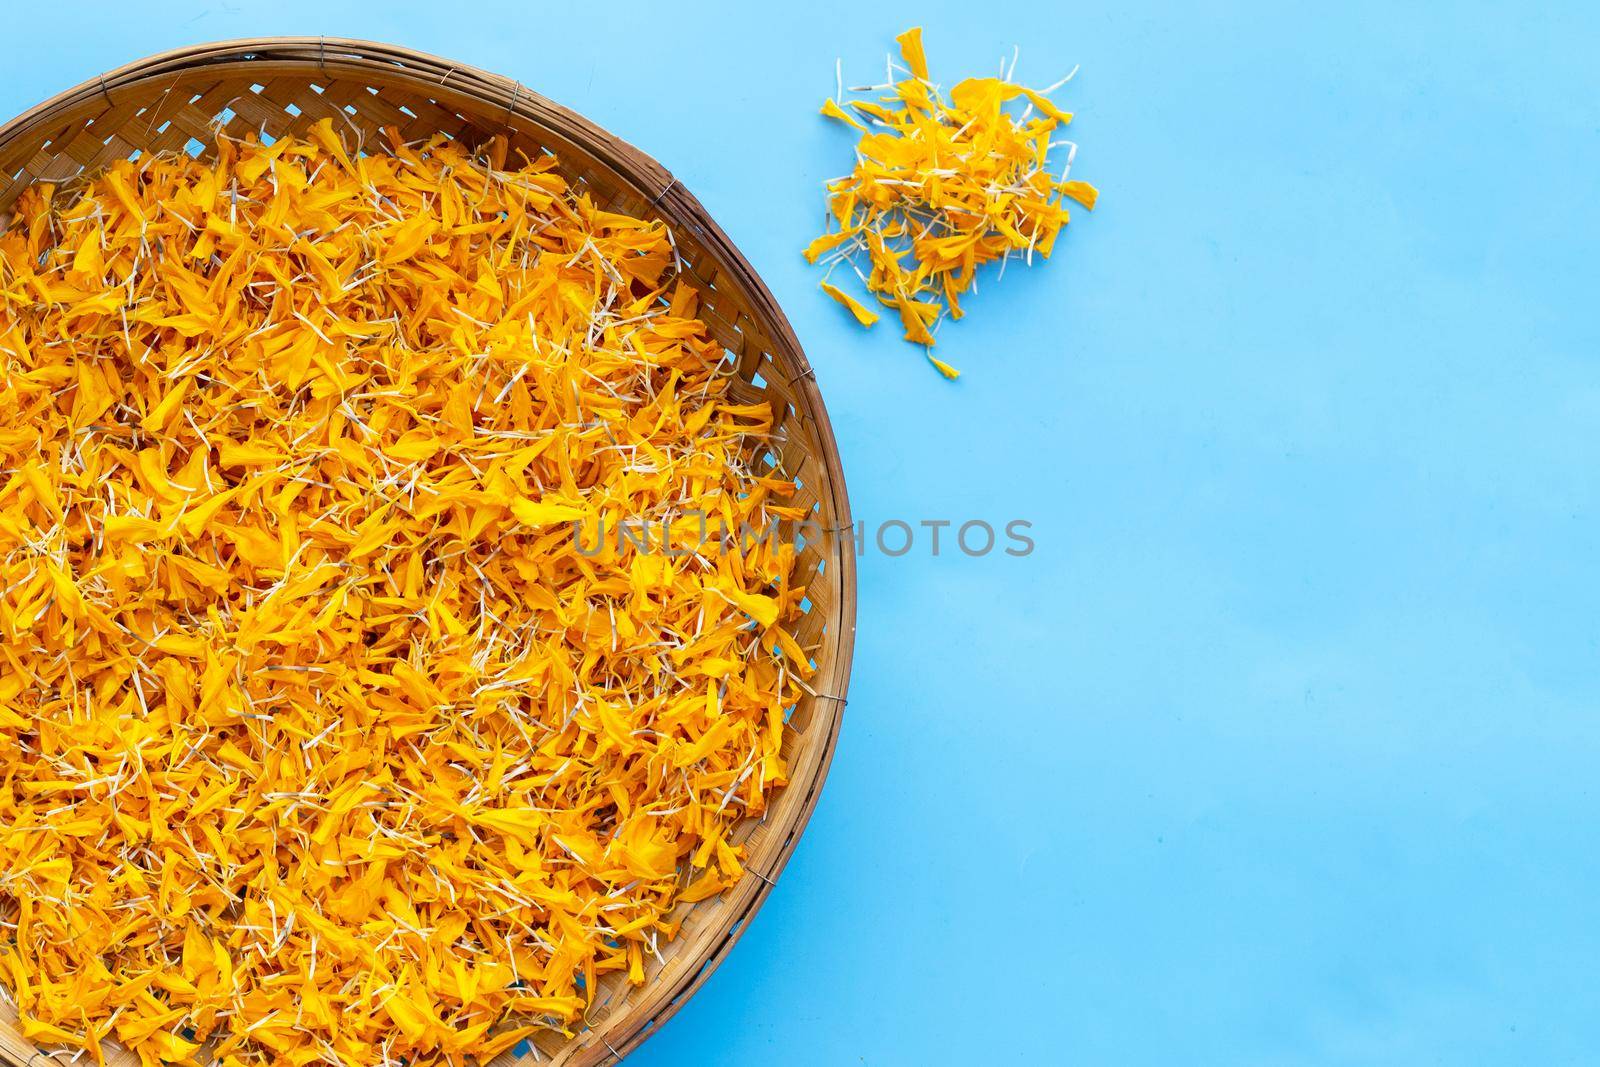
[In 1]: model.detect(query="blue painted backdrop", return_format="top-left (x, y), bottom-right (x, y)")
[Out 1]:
top-left (10, 2), bottom-right (1597, 1063)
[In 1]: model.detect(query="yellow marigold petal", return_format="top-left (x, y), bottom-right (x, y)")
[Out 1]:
top-left (896, 26), bottom-right (930, 82)
top-left (1021, 87), bottom-right (1073, 124)
top-left (820, 281), bottom-right (879, 327)
top-left (510, 498), bottom-right (584, 526)
top-left (819, 97), bottom-right (868, 132)
top-left (1060, 180), bottom-right (1100, 209)
top-left (716, 578), bottom-right (780, 627)
top-left (802, 227), bottom-right (860, 264)
top-left (896, 298), bottom-right (938, 346)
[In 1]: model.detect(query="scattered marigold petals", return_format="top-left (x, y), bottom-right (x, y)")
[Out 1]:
top-left (810, 27), bottom-right (1099, 374)
top-left (0, 120), bottom-right (811, 1066)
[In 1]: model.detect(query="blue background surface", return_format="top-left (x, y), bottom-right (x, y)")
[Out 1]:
top-left (9, 3), bottom-right (1598, 1063)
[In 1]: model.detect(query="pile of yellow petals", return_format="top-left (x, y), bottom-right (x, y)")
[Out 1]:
top-left (807, 27), bottom-right (1099, 377)
top-left (0, 120), bottom-right (813, 1066)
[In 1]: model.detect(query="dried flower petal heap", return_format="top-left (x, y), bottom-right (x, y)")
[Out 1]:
top-left (0, 121), bottom-right (811, 1066)
top-left (808, 27), bottom-right (1099, 376)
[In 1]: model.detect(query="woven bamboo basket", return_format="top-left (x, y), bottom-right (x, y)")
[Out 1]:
top-left (0, 38), bottom-right (854, 1067)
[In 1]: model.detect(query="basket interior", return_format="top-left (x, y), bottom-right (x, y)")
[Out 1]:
top-left (0, 42), bottom-right (851, 1067)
